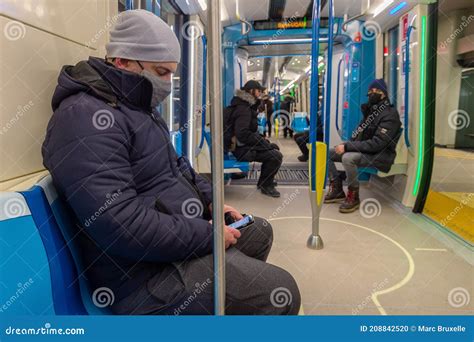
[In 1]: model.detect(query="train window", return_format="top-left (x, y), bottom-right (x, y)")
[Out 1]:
top-left (384, 26), bottom-right (399, 106)
top-left (423, 9), bottom-right (474, 245)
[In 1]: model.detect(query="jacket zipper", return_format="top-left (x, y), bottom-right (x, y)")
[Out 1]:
top-left (148, 111), bottom-right (209, 217)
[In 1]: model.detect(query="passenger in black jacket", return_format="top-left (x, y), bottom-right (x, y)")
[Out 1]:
top-left (324, 79), bottom-right (402, 213)
top-left (231, 81), bottom-right (283, 198)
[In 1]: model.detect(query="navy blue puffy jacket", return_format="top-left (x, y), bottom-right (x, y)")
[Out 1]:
top-left (42, 57), bottom-right (213, 300)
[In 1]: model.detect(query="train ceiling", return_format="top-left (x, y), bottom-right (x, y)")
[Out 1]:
top-left (220, 0), bottom-right (366, 26)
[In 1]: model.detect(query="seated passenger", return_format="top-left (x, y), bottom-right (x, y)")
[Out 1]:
top-left (42, 10), bottom-right (300, 315)
top-left (324, 79), bottom-right (402, 213)
top-left (228, 81), bottom-right (283, 198)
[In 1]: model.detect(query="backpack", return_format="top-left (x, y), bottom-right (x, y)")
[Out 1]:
top-left (223, 105), bottom-right (236, 152)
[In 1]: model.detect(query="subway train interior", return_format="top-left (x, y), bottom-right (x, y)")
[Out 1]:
top-left (0, 0), bottom-right (473, 320)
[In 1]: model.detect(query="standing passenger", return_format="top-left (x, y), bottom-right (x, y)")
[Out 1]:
top-left (259, 94), bottom-right (274, 137)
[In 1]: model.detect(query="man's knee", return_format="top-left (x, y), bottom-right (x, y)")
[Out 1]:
top-left (273, 150), bottom-right (283, 164)
top-left (267, 267), bottom-right (301, 315)
top-left (254, 217), bottom-right (274, 247)
top-left (341, 152), bottom-right (360, 166)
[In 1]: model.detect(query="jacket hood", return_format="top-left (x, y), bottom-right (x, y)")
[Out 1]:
top-left (232, 89), bottom-right (257, 106)
top-left (51, 57), bottom-right (153, 111)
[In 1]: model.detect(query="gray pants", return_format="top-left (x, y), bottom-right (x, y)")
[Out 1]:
top-left (112, 217), bottom-right (301, 315)
top-left (327, 148), bottom-right (371, 188)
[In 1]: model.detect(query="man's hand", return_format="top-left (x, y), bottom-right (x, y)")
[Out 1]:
top-left (224, 226), bottom-right (241, 249)
top-left (223, 204), bottom-right (243, 221)
top-left (209, 203), bottom-right (244, 221)
top-left (335, 144), bottom-right (345, 155)
top-left (209, 219), bottom-right (241, 249)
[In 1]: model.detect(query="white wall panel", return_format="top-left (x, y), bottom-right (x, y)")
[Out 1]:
top-left (0, 0), bottom-right (117, 183)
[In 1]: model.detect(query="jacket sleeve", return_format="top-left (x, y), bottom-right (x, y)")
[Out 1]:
top-left (42, 103), bottom-right (213, 263)
top-left (233, 105), bottom-right (268, 148)
top-left (344, 111), bottom-right (401, 154)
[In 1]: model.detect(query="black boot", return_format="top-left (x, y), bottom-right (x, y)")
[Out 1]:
top-left (257, 180), bottom-right (278, 189)
top-left (339, 187), bottom-right (360, 213)
top-left (324, 178), bottom-right (345, 203)
top-left (297, 154), bottom-right (308, 162)
top-left (261, 185), bottom-right (280, 198)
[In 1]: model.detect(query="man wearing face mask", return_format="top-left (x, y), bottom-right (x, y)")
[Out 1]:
top-left (230, 81), bottom-right (283, 198)
top-left (42, 10), bottom-right (300, 315)
top-left (324, 79), bottom-right (402, 213)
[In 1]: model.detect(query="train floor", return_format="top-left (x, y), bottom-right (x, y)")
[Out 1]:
top-left (224, 137), bottom-right (473, 315)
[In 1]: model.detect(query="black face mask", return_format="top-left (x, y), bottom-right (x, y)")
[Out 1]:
top-left (368, 93), bottom-right (383, 105)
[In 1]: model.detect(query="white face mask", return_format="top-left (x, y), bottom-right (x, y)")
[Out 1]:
top-left (141, 69), bottom-right (172, 108)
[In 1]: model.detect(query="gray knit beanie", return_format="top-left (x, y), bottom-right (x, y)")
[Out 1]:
top-left (106, 10), bottom-right (181, 63)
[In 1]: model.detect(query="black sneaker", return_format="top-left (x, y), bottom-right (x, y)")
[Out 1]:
top-left (261, 186), bottom-right (281, 198)
top-left (257, 180), bottom-right (278, 189)
top-left (297, 154), bottom-right (308, 162)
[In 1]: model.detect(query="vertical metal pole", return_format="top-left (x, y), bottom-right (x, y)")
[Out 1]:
top-left (324, 0), bottom-right (335, 146)
top-left (322, 0), bottom-right (335, 188)
top-left (307, 0), bottom-right (324, 250)
top-left (208, 0), bottom-right (225, 315)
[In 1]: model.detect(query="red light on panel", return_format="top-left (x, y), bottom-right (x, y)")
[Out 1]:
top-left (354, 32), bottom-right (362, 43)
top-left (343, 101), bottom-right (349, 109)
top-left (384, 47), bottom-right (389, 56)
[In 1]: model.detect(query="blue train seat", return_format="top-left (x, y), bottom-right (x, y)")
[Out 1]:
top-left (0, 176), bottom-right (111, 315)
top-left (19, 184), bottom-right (88, 315)
top-left (35, 176), bottom-right (112, 315)
top-left (257, 112), bottom-right (267, 135)
top-left (0, 192), bottom-right (59, 315)
top-left (291, 112), bottom-right (309, 133)
top-left (203, 129), bottom-right (249, 173)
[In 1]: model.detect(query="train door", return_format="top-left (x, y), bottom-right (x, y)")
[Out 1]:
top-left (422, 6), bottom-right (474, 245)
top-left (397, 5), bottom-right (429, 208)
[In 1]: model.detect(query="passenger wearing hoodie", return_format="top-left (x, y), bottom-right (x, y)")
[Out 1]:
top-left (42, 10), bottom-right (300, 315)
